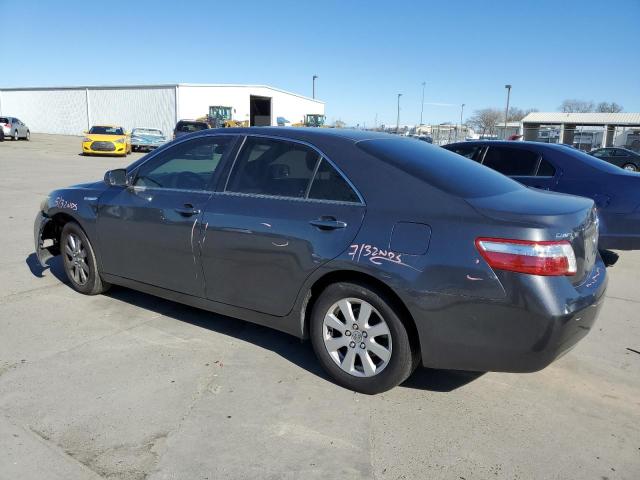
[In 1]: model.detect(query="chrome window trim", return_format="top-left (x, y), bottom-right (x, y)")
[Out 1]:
top-left (211, 189), bottom-right (364, 206)
top-left (129, 185), bottom-right (215, 195)
top-left (223, 133), bottom-right (366, 205)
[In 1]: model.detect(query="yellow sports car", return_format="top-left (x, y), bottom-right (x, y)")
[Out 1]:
top-left (82, 125), bottom-right (131, 156)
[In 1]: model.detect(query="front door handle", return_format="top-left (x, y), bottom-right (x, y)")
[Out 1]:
top-left (175, 204), bottom-right (201, 216)
top-left (309, 217), bottom-right (347, 230)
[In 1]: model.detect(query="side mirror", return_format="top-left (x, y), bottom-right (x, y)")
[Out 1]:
top-left (104, 168), bottom-right (129, 187)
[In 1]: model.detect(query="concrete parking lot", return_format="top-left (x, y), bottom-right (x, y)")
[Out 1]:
top-left (0, 134), bottom-right (638, 480)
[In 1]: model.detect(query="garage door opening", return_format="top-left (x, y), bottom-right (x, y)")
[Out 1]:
top-left (250, 96), bottom-right (271, 126)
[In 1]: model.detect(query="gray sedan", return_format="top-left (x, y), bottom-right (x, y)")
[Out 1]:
top-left (34, 128), bottom-right (606, 393)
top-left (1, 116), bottom-right (30, 141)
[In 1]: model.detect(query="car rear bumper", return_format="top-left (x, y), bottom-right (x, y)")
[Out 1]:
top-left (412, 261), bottom-right (607, 372)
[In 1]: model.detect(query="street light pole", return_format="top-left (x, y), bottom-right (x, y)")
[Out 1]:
top-left (312, 75), bottom-right (318, 99)
top-left (396, 93), bottom-right (402, 134)
top-left (460, 103), bottom-right (465, 140)
top-left (504, 84), bottom-right (512, 139)
top-left (420, 81), bottom-right (426, 126)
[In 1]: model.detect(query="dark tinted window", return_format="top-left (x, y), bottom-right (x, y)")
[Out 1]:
top-left (537, 158), bottom-right (556, 176)
top-left (483, 147), bottom-right (539, 176)
top-left (446, 144), bottom-right (483, 161)
top-left (89, 126), bottom-right (124, 135)
top-left (357, 138), bottom-right (521, 198)
top-left (226, 137), bottom-right (320, 198)
top-left (176, 121), bottom-right (209, 133)
top-left (614, 149), bottom-right (630, 156)
top-left (591, 149), bottom-right (608, 158)
top-left (135, 136), bottom-right (232, 190)
top-left (308, 159), bottom-right (360, 202)
top-left (0, 117), bottom-right (8, 123)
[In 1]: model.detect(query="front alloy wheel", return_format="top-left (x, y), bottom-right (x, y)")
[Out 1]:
top-left (64, 233), bottom-right (89, 285)
top-left (623, 163), bottom-right (637, 172)
top-left (61, 222), bottom-right (110, 295)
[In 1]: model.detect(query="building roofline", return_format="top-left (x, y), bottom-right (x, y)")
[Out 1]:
top-left (0, 83), bottom-right (324, 104)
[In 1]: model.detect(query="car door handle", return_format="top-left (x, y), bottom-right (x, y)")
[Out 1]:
top-left (309, 218), bottom-right (347, 230)
top-left (174, 204), bottom-right (201, 216)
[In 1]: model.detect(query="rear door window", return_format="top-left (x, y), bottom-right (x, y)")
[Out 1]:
top-left (177, 122), bottom-right (209, 133)
top-left (482, 147), bottom-right (539, 176)
top-left (226, 137), bottom-right (320, 198)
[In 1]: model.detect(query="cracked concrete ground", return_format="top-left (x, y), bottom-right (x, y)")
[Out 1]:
top-left (0, 134), bottom-right (639, 480)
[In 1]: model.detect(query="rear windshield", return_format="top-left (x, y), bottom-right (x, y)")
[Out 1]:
top-left (177, 122), bottom-right (208, 133)
top-left (357, 138), bottom-right (522, 198)
top-left (560, 146), bottom-right (631, 174)
top-left (0, 117), bottom-right (9, 123)
top-left (89, 126), bottom-right (124, 135)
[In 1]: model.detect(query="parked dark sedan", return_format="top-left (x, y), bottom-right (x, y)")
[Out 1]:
top-left (34, 129), bottom-right (606, 393)
top-left (589, 147), bottom-right (640, 172)
top-left (444, 141), bottom-right (640, 251)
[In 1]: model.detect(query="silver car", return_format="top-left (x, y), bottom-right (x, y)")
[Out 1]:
top-left (1, 117), bottom-right (30, 141)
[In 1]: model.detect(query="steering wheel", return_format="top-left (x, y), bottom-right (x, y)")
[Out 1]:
top-left (175, 171), bottom-right (206, 190)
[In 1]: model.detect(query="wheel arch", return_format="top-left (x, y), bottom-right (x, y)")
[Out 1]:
top-left (44, 212), bottom-right (92, 253)
top-left (301, 269), bottom-right (420, 355)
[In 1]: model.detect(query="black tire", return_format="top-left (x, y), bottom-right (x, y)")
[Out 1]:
top-left (13, 130), bottom-right (19, 141)
top-left (310, 281), bottom-right (416, 394)
top-left (25, 130), bottom-right (30, 141)
top-left (622, 163), bottom-right (637, 172)
top-left (61, 222), bottom-right (110, 295)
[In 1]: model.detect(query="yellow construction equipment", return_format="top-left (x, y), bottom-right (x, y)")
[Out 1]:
top-left (292, 114), bottom-right (327, 128)
top-left (197, 106), bottom-right (249, 128)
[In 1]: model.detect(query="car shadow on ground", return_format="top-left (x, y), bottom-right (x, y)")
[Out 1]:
top-left (25, 252), bottom-right (483, 393)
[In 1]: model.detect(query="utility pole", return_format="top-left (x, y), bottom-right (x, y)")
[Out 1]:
top-left (312, 75), bottom-right (318, 99)
top-left (460, 103), bottom-right (465, 141)
top-left (396, 93), bottom-right (402, 134)
top-left (504, 84), bottom-right (512, 139)
top-left (420, 81), bottom-right (426, 125)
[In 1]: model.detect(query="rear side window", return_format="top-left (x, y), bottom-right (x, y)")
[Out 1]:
top-left (357, 138), bottom-right (521, 198)
top-left (446, 144), bottom-right (483, 161)
top-left (483, 147), bottom-right (539, 176)
top-left (308, 159), bottom-right (360, 203)
top-left (226, 137), bottom-right (320, 198)
top-left (537, 159), bottom-right (556, 176)
top-left (0, 117), bottom-right (8, 123)
top-left (177, 122), bottom-right (208, 133)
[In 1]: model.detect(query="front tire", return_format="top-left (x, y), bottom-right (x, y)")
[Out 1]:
top-left (61, 222), bottom-right (110, 295)
top-left (25, 130), bottom-right (30, 141)
top-left (622, 163), bottom-right (637, 172)
top-left (13, 130), bottom-right (19, 141)
top-left (310, 282), bottom-right (415, 394)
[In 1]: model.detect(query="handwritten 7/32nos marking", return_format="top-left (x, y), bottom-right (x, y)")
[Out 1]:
top-left (347, 244), bottom-right (422, 272)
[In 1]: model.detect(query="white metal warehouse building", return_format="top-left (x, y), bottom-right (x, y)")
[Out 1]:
top-left (0, 84), bottom-right (325, 136)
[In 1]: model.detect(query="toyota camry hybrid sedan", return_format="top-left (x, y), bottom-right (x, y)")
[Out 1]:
top-left (35, 129), bottom-right (606, 394)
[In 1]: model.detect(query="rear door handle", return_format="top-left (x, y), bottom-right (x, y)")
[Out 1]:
top-left (174, 204), bottom-right (201, 216)
top-left (309, 218), bottom-right (347, 230)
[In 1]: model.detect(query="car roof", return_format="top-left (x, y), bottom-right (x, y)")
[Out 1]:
top-left (91, 125), bottom-right (122, 128)
top-left (197, 127), bottom-right (398, 143)
top-left (445, 140), bottom-right (581, 151)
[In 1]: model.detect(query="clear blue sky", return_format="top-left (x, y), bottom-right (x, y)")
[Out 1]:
top-left (2, 0), bottom-right (639, 126)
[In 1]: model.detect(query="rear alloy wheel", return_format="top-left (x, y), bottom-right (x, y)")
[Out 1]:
top-left (310, 282), bottom-right (415, 394)
top-left (13, 130), bottom-right (19, 141)
top-left (622, 163), bottom-right (637, 172)
top-left (61, 222), bottom-right (110, 295)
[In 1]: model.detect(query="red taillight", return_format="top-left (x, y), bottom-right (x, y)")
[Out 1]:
top-left (475, 237), bottom-right (577, 276)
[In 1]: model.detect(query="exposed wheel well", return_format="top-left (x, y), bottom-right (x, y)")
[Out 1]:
top-left (42, 212), bottom-right (81, 254)
top-left (302, 270), bottom-right (420, 355)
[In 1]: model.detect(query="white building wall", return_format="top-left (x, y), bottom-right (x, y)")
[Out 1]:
top-left (88, 87), bottom-right (176, 137)
top-left (0, 89), bottom-right (88, 135)
top-left (177, 85), bottom-right (324, 126)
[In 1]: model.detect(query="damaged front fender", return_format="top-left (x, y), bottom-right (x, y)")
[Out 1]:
top-left (34, 211), bottom-right (58, 267)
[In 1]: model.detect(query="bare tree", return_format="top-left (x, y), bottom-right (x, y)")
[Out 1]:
top-left (507, 107), bottom-right (538, 122)
top-left (596, 102), bottom-right (623, 113)
top-left (468, 108), bottom-right (502, 135)
top-left (559, 99), bottom-right (594, 113)
top-left (332, 119), bottom-right (346, 128)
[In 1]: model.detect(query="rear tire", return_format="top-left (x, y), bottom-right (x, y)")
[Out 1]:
top-left (61, 222), bottom-right (110, 295)
top-left (310, 281), bottom-right (415, 394)
top-left (13, 130), bottom-right (19, 141)
top-left (622, 163), bottom-right (637, 172)
top-left (25, 130), bottom-right (30, 141)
